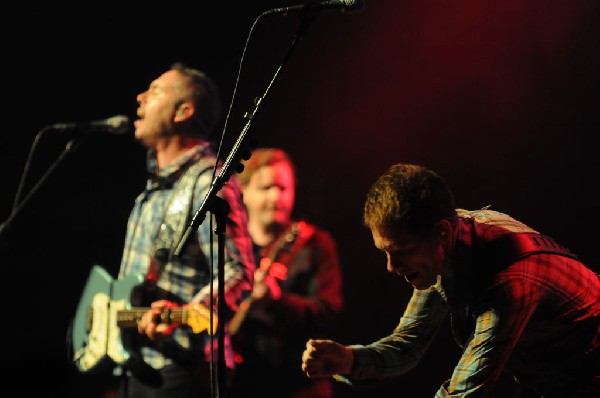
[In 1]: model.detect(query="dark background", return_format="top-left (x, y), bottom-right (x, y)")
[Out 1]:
top-left (1, 1), bottom-right (598, 397)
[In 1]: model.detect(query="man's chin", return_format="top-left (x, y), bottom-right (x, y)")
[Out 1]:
top-left (407, 274), bottom-right (436, 290)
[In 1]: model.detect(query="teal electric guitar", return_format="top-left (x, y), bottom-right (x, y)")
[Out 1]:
top-left (70, 265), bottom-right (217, 373)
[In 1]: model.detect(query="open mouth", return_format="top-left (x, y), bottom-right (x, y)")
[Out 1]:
top-left (404, 272), bottom-right (419, 282)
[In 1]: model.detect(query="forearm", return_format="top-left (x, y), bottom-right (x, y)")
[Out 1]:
top-left (343, 289), bottom-right (448, 382)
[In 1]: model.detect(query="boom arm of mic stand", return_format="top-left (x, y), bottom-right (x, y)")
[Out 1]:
top-left (171, 13), bottom-right (316, 398)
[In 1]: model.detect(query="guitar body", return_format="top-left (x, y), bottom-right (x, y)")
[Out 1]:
top-left (71, 265), bottom-right (144, 373)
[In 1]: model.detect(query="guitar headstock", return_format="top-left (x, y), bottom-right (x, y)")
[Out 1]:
top-left (184, 303), bottom-right (218, 335)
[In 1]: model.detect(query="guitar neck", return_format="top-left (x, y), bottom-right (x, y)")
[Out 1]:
top-left (116, 308), bottom-right (186, 328)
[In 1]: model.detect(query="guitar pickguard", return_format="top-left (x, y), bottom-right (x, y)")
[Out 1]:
top-left (77, 292), bottom-right (110, 371)
top-left (107, 298), bottom-right (129, 365)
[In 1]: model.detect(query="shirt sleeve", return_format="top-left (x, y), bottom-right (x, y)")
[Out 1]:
top-left (345, 286), bottom-right (449, 382)
top-left (191, 175), bottom-right (256, 313)
top-left (436, 264), bottom-right (541, 396)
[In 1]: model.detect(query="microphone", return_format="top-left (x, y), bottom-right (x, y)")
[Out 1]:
top-left (48, 115), bottom-right (131, 135)
top-left (268, 0), bottom-right (365, 15)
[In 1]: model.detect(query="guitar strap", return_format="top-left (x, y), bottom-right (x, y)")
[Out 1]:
top-left (146, 156), bottom-right (217, 284)
top-left (478, 232), bottom-right (579, 272)
top-left (263, 220), bottom-right (317, 277)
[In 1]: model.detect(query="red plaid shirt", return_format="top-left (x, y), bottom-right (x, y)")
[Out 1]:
top-left (349, 209), bottom-right (600, 397)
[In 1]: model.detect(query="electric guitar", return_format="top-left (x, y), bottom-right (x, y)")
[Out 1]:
top-left (70, 265), bottom-right (217, 373)
top-left (228, 221), bottom-right (315, 335)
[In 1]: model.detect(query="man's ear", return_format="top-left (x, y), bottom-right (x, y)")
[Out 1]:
top-left (434, 219), bottom-right (452, 242)
top-left (175, 102), bottom-right (193, 121)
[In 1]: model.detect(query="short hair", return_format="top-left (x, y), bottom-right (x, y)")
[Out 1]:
top-left (237, 147), bottom-right (295, 188)
top-left (363, 163), bottom-right (456, 237)
top-left (170, 62), bottom-right (222, 139)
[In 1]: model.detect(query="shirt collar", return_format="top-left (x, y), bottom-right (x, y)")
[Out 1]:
top-left (145, 142), bottom-right (212, 190)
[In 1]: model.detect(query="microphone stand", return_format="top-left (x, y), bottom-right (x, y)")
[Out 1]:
top-left (0, 131), bottom-right (81, 248)
top-left (173, 12), bottom-right (316, 398)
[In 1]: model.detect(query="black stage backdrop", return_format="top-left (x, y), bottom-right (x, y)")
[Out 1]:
top-left (1, 1), bottom-right (598, 397)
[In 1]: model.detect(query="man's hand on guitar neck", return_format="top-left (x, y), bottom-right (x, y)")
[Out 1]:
top-left (138, 300), bottom-right (181, 340)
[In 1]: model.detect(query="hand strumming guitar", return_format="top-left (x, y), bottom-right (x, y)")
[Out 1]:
top-left (251, 257), bottom-right (284, 302)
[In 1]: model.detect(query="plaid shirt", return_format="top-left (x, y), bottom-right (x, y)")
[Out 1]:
top-left (118, 142), bottom-right (255, 370)
top-left (347, 209), bottom-right (600, 396)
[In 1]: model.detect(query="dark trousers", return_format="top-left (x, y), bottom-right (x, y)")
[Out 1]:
top-left (512, 379), bottom-right (600, 398)
top-left (117, 362), bottom-right (232, 398)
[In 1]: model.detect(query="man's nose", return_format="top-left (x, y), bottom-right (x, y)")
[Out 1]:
top-left (136, 91), bottom-right (147, 104)
top-left (268, 187), bottom-right (282, 200)
top-left (386, 254), bottom-right (409, 274)
top-left (386, 255), bottom-right (399, 273)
